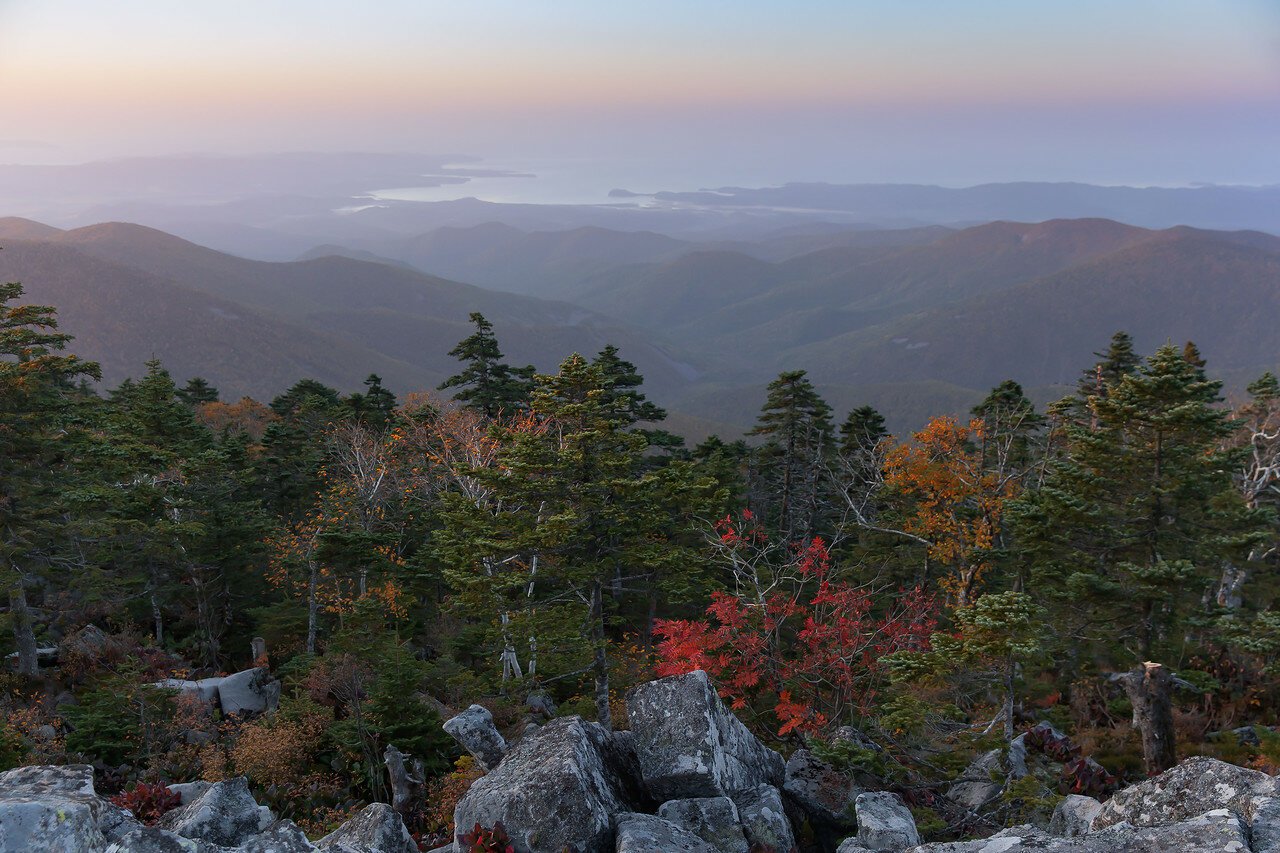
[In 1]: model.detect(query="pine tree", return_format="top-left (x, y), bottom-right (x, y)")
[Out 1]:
top-left (346, 374), bottom-right (397, 429)
top-left (439, 313), bottom-right (535, 419)
top-left (592, 345), bottom-right (681, 452)
top-left (0, 283), bottom-right (100, 675)
top-left (1013, 344), bottom-right (1268, 663)
top-left (749, 370), bottom-right (833, 539)
top-left (176, 376), bottom-right (219, 406)
top-left (839, 405), bottom-right (887, 457)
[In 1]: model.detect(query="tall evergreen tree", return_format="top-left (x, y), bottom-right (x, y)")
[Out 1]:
top-left (439, 313), bottom-right (535, 418)
top-left (592, 344), bottom-right (681, 453)
top-left (0, 283), bottom-right (100, 675)
top-left (176, 376), bottom-right (219, 406)
top-left (749, 370), bottom-right (833, 539)
top-left (346, 373), bottom-right (397, 429)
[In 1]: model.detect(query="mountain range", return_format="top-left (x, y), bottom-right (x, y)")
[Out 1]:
top-left (2, 212), bottom-right (1277, 438)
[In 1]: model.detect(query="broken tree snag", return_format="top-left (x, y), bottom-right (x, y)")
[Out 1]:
top-left (383, 744), bottom-right (423, 815)
top-left (1116, 661), bottom-right (1176, 776)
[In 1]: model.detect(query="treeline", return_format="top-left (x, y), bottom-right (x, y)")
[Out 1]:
top-left (3, 284), bottom-right (1280, 840)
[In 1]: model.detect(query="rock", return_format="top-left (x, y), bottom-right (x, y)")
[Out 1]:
top-left (731, 784), bottom-right (796, 853)
top-left (453, 716), bottom-right (634, 853)
top-left (442, 704), bottom-right (507, 771)
top-left (33, 723), bottom-right (57, 741)
top-left (854, 791), bottom-right (919, 851)
top-left (614, 812), bottom-right (719, 853)
top-left (168, 780), bottom-right (214, 804)
top-left (1252, 796), bottom-right (1280, 853)
top-left (657, 796), bottom-right (748, 853)
top-left (154, 677), bottom-right (222, 705)
top-left (626, 669), bottom-right (784, 800)
top-left (782, 747), bottom-right (860, 841)
top-left (902, 808), bottom-right (1249, 851)
top-left (4, 646), bottom-right (58, 668)
top-left (159, 776), bottom-right (270, 846)
top-left (835, 843), bottom-right (876, 853)
top-left (61, 624), bottom-right (111, 664)
top-left (946, 748), bottom-right (1005, 811)
top-left (238, 819), bottom-right (321, 852)
top-left (106, 825), bottom-right (208, 852)
top-left (1049, 795), bottom-right (1103, 837)
top-left (1092, 755), bottom-right (1280, 830)
top-left (0, 763), bottom-right (139, 852)
top-left (525, 690), bottom-right (556, 720)
top-left (317, 803), bottom-right (417, 853)
top-left (217, 667), bottom-right (281, 716)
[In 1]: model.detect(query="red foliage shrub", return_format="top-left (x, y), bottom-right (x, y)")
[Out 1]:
top-left (656, 522), bottom-right (936, 737)
top-left (457, 821), bottom-right (515, 853)
top-left (110, 781), bottom-right (182, 825)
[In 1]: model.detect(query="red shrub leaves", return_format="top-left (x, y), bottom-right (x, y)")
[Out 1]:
top-left (655, 528), bottom-right (936, 737)
top-left (110, 781), bottom-right (182, 825)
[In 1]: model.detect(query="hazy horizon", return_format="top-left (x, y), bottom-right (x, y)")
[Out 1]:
top-left (3, 1), bottom-right (1279, 189)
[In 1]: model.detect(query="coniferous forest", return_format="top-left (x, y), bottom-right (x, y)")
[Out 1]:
top-left (4, 278), bottom-right (1280, 847)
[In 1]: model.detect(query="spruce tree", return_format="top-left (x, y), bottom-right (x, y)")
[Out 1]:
top-left (439, 313), bottom-right (535, 419)
top-left (592, 344), bottom-right (681, 453)
top-left (176, 376), bottom-right (219, 406)
top-left (749, 370), bottom-right (833, 539)
top-left (1012, 344), bottom-right (1268, 664)
top-left (0, 283), bottom-right (100, 674)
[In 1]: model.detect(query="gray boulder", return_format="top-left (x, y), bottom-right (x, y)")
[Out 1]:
top-left (904, 808), bottom-right (1249, 851)
top-left (217, 667), bottom-right (281, 716)
top-left (154, 677), bottom-right (222, 705)
top-left (783, 748), bottom-right (860, 840)
top-left (168, 780), bottom-right (214, 804)
top-left (158, 776), bottom-right (270, 846)
top-left (1252, 796), bottom-right (1280, 853)
top-left (317, 803), bottom-right (415, 853)
top-left (946, 748), bottom-right (1005, 812)
top-left (657, 796), bottom-right (748, 853)
top-left (443, 704), bottom-right (508, 771)
top-left (106, 826), bottom-right (209, 852)
top-left (614, 812), bottom-right (718, 853)
top-left (626, 669), bottom-right (784, 800)
top-left (453, 716), bottom-right (634, 853)
top-left (241, 819), bottom-right (321, 852)
top-left (731, 784), bottom-right (796, 853)
top-left (1049, 795), bottom-right (1103, 837)
top-left (835, 843), bottom-right (875, 853)
top-left (854, 791), bottom-right (919, 851)
top-left (0, 763), bottom-right (139, 852)
top-left (1093, 755), bottom-right (1280, 830)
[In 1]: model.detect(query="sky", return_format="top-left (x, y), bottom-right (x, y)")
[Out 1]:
top-left (1, 0), bottom-right (1278, 187)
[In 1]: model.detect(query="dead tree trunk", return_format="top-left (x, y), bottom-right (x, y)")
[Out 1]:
top-left (590, 580), bottom-right (611, 732)
top-left (383, 744), bottom-right (423, 815)
top-left (1116, 661), bottom-right (1176, 776)
top-left (9, 580), bottom-right (38, 677)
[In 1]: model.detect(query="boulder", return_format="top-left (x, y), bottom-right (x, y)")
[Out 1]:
top-left (158, 776), bottom-right (270, 846)
top-left (1049, 795), bottom-right (1103, 837)
top-left (442, 704), bottom-right (507, 771)
top-left (453, 716), bottom-right (634, 853)
top-left (782, 747), bottom-right (860, 842)
top-left (903, 808), bottom-right (1250, 851)
top-left (168, 780), bottom-right (214, 804)
top-left (657, 796), bottom-right (748, 853)
top-left (854, 791), bottom-right (919, 851)
top-left (835, 843), bottom-right (876, 853)
top-left (946, 748), bottom-right (1005, 811)
top-left (154, 677), bottom-right (222, 705)
top-left (106, 826), bottom-right (207, 852)
top-left (626, 669), bottom-right (784, 800)
top-left (317, 803), bottom-right (416, 852)
top-left (614, 812), bottom-right (718, 853)
top-left (0, 763), bottom-right (139, 852)
top-left (731, 784), bottom-right (796, 853)
top-left (217, 667), bottom-right (281, 716)
top-left (241, 819), bottom-right (321, 852)
top-left (1252, 796), bottom-right (1280, 853)
top-left (1092, 755), bottom-right (1280, 830)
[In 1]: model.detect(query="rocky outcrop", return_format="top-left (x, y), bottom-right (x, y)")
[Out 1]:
top-left (783, 747), bottom-right (861, 848)
top-left (626, 670), bottom-right (785, 801)
top-left (152, 666), bottom-right (281, 716)
top-left (1092, 755), bottom-right (1280, 830)
top-left (910, 808), bottom-right (1250, 851)
top-left (731, 784), bottom-right (796, 853)
top-left (657, 796), bottom-right (749, 852)
top-left (158, 776), bottom-right (271, 846)
top-left (0, 764), bottom-right (138, 852)
top-left (443, 703), bottom-right (508, 771)
top-left (453, 716), bottom-right (635, 853)
top-left (1049, 795), bottom-right (1103, 837)
top-left (317, 803), bottom-right (417, 852)
top-left (614, 812), bottom-right (719, 853)
top-left (854, 791), bottom-right (919, 851)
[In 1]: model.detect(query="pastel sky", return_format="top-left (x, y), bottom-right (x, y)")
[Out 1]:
top-left (1, 0), bottom-right (1278, 186)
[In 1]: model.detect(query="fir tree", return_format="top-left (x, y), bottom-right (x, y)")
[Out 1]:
top-left (439, 313), bottom-right (535, 419)
top-left (749, 370), bottom-right (833, 539)
top-left (176, 376), bottom-right (219, 406)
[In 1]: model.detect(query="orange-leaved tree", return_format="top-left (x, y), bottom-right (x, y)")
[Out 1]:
top-left (883, 416), bottom-right (1019, 608)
